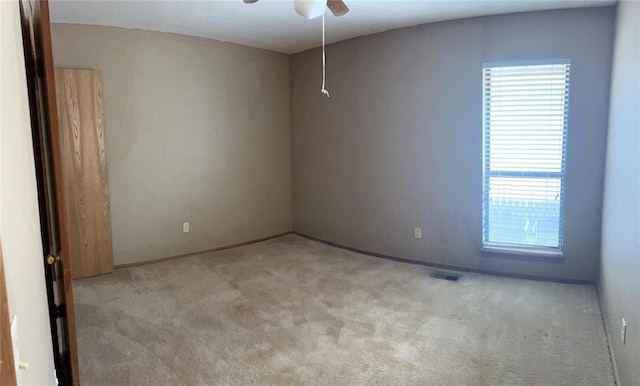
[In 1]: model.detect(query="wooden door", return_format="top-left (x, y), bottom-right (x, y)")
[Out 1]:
top-left (54, 69), bottom-right (114, 279)
top-left (20, 0), bottom-right (80, 384)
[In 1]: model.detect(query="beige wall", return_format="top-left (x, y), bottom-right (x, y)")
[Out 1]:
top-left (599, 2), bottom-right (640, 385)
top-left (0, 1), bottom-right (56, 384)
top-left (291, 8), bottom-right (615, 281)
top-left (51, 24), bottom-right (292, 265)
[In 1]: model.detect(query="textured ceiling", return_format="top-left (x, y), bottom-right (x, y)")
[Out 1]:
top-left (49, 0), bottom-right (616, 54)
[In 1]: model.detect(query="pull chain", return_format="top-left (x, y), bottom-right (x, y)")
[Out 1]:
top-left (321, 13), bottom-right (329, 97)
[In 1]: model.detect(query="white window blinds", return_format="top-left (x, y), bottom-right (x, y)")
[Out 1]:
top-left (482, 60), bottom-right (570, 251)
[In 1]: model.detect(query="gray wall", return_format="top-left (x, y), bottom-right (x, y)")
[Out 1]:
top-left (599, 2), bottom-right (640, 385)
top-left (291, 8), bottom-right (614, 281)
top-left (1, 1), bottom-right (56, 383)
top-left (52, 24), bottom-right (292, 265)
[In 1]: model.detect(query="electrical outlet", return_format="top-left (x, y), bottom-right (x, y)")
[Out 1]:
top-left (183, 222), bottom-right (190, 233)
top-left (414, 227), bottom-right (422, 239)
top-left (621, 318), bottom-right (627, 344)
top-left (440, 230), bottom-right (448, 243)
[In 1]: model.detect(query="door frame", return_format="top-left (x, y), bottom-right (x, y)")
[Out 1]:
top-left (0, 241), bottom-right (17, 386)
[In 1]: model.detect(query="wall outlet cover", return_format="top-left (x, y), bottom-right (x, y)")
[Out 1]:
top-left (11, 315), bottom-right (22, 384)
top-left (621, 318), bottom-right (627, 344)
top-left (414, 227), bottom-right (422, 239)
top-left (183, 222), bottom-right (190, 233)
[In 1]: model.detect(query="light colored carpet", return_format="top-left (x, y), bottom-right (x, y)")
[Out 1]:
top-left (73, 235), bottom-right (614, 385)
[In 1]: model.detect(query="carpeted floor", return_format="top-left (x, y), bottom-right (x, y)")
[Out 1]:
top-left (73, 235), bottom-right (614, 385)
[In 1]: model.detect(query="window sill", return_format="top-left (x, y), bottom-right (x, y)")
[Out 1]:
top-left (481, 245), bottom-right (564, 261)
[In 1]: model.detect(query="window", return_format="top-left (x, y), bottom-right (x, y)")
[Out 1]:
top-left (482, 60), bottom-right (570, 254)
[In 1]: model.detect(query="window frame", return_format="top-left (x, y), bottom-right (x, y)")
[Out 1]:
top-left (481, 59), bottom-right (570, 257)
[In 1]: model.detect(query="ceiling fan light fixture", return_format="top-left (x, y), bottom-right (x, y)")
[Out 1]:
top-left (294, 0), bottom-right (327, 19)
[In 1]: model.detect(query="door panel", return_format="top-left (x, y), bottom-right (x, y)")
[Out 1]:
top-left (20, 0), bottom-right (80, 384)
top-left (55, 69), bottom-right (114, 279)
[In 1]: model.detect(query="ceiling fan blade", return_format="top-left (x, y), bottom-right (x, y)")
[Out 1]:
top-left (243, 0), bottom-right (259, 3)
top-left (327, 0), bottom-right (349, 17)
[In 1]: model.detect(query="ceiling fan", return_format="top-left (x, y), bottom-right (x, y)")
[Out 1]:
top-left (243, 0), bottom-right (349, 19)
top-left (244, 0), bottom-right (348, 97)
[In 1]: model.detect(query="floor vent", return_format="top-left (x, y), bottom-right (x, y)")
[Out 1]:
top-left (430, 271), bottom-right (461, 281)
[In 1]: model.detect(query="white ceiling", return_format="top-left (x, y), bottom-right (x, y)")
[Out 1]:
top-left (49, 0), bottom-right (616, 54)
